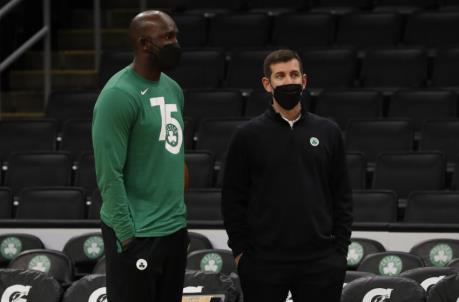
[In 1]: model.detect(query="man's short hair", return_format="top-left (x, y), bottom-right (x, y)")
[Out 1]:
top-left (263, 49), bottom-right (303, 79)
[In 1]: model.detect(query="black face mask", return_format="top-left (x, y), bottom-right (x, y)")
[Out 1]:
top-left (272, 83), bottom-right (303, 110)
top-left (149, 42), bottom-right (182, 71)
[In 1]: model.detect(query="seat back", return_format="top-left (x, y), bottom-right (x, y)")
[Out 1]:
top-left (357, 252), bottom-right (424, 276)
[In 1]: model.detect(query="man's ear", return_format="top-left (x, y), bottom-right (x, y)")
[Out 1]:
top-left (302, 74), bottom-right (307, 89)
top-left (262, 77), bottom-right (273, 93)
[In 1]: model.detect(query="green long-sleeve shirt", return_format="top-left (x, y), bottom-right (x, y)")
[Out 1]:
top-left (92, 65), bottom-right (186, 244)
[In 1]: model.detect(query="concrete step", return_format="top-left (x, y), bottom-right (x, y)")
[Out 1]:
top-left (9, 70), bottom-right (99, 90)
top-left (57, 29), bottom-right (130, 50)
top-left (13, 51), bottom-right (95, 70)
top-left (1, 91), bottom-right (46, 113)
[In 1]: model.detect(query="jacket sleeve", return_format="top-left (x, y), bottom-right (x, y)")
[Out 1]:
top-left (330, 127), bottom-right (353, 255)
top-left (92, 87), bottom-right (137, 243)
top-left (221, 128), bottom-right (250, 257)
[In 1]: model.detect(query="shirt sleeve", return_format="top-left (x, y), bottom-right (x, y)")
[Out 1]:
top-left (221, 128), bottom-right (250, 257)
top-left (330, 126), bottom-right (353, 255)
top-left (92, 87), bottom-right (137, 242)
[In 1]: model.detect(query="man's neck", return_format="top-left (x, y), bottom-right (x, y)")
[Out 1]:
top-left (133, 57), bottom-right (161, 81)
top-left (272, 102), bottom-right (302, 121)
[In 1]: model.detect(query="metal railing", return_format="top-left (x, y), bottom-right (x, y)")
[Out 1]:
top-left (0, 0), bottom-right (51, 116)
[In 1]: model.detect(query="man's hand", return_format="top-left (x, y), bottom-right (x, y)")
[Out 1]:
top-left (122, 237), bottom-right (134, 250)
top-left (235, 253), bottom-right (243, 267)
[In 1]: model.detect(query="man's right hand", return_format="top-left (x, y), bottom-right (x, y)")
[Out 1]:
top-left (122, 237), bottom-right (134, 250)
top-left (235, 253), bottom-right (243, 267)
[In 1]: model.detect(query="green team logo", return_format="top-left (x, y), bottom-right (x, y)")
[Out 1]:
top-left (379, 255), bottom-right (403, 276)
top-left (166, 124), bottom-right (179, 147)
top-left (347, 242), bottom-right (364, 266)
top-left (28, 255), bottom-right (51, 273)
top-left (0, 237), bottom-right (22, 260)
top-left (310, 137), bottom-right (320, 147)
top-left (83, 236), bottom-right (104, 259)
top-left (200, 253), bottom-right (223, 273)
top-left (429, 244), bottom-right (453, 267)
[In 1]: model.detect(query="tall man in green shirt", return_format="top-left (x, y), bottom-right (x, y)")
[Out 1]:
top-left (92, 11), bottom-right (188, 302)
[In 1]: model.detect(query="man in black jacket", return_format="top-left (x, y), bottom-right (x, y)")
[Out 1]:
top-left (222, 49), bottom-right (353, 302)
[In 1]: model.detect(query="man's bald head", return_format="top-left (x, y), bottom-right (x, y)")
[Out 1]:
top-left (129, 10), bottom-right (178, 51)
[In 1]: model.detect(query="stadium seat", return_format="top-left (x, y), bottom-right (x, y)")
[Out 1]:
top-left (410, 239), bottom-right (459, 268)
top-left (171, 14), bottom-right (207, 47)
top-left (167, 49), bottom-right (225, 89)
top-left (428, 273), bottom-right (459, 302)
top-left (342, 275), bottom-right (426, 302)
top-left (226, 50), bottom-right (271, 90)
top-left (314, 89), bottom-right (383, 129)
top-left (92, 256), bottom-right (105, 274)
top-left (447, 258), bottom-right (459, 270)
top-left (404, 12), bottom-right (459, 49)
top-left (195, 118), bottom-right (249, 163)
top-left (388, 89), bottom-right (457, 132)
top-left (420, 120), bottom-right (459, 164)
top-left (0, 120), bottom-right (56, 162)
top-left (99, 51), bottom-right (131, 86)
top-left (16, 187), bottom-right (86, 220)
top-left (63, 233), bottom-right (105, 277)
top-left (0, 234), bottom-right (44, 268)
top-left (401, 267), bottom-right (457, 292)
top-left (345, 119), bottom-right (414, 164)
top-left (357, 252), bottom-right (424, 276)
top-left (0, 187), bottom-right (12, 219)
top-left (183, 270), bottom-right (240, 302)
top-left (310, 0), bottom-right (373, 14)
top-left (347, 238), bottom-right (386, 270)
top-left (184, 117), bottom-right (194, 150)
top-left (271, 13), bottom-right (335, 48)
top-left (8, 249), bottom-right (73, 285)
top-left (62, 274), bottom-right (106, 302)
top-left (431, 48), bottom-right (459, 89)
top-left (346, 152), bottom-right (367, 189)
top-left (185, 189), bottom-right (222, 222)
top-left (46, 92), bottom-right (98, 129)
top-left (187, 249), bottom-right (236, 275)
top-left (343, 271), bottom-right (375, 286)
top-left (208, 13), bottom-right (270, 48)
top-left (453, 159), bottom-right (459, 190)
top-left (299, 48), bottom-right (358, 91)
top-left (182, 0), bottom-right (244, 15)
top-left (5, 152), bottom-right (73, 196)
top-left (248, 0), bottom-right (304, 14)
top-left (74, 152), bottom-right (97, 195)
top-left (245, 90), bottom-right (311, 117)
top-left (336, 13), bottom-right (402, 49)
top-left (59, 119), bottom-right (92, 160)
top-left (188, 232), bottom-right (213, 254)
top-left (185, 151), bottom-right (215, 188)
top-left (0, 269), bottom-right (62, 302)
top-left (88, 189), bottom-right (102, 220)
top-left (404, 191), bottom-right (459, 223)
top-left (372, 152), bottom-right (445, 199)
top-left (184, 90), bottom-right (244, 129)
top-left (352, 190), bottom-right (398, 222)
top-left (360, 48), bottom-right (427, 91)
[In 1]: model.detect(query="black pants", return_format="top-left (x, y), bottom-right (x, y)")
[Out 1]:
top-left (101, 222), bottom-right (189, 302)
top-left (237, 250), bottom-right (346, 302)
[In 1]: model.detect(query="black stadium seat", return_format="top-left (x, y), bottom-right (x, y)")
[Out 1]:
top-left (16, 187), bottom-right (86, 220)
top-left (342, 276), bottom-right (426, 302)
top-left (172, 14), bottom-right (207, 47)
top-left (428, 274), bottom-right (459, 302)
top-left (345, 119), bottom-right (414, 164)
top-left (388, 90), bottom-right (457, 132)
top-left (357, 252), bottom-right (424, 276)
top-left (0, 234), bottom-right (44, 268)
top-left (46, 92), bottom-right (98, 129)
top-left (336, 13), bottom-right (402, 49)
top-left (208, 13), bottom-right (270, 48)
top-left (88, 189), bottom-right (102, 220)
top-left (373, 0), bottom-right (436, 14)
top-left (400, 267), bottom-right (457, 293)
top-left (420, 120), bottom-right (459, 164)
top-left (346, 152), bottom-right (367, 189)
top-left (185, 151), bottom-right (215, 188)
top-left (185, 189), bottom-right (222, 222)
top-left (248, 0), bottom-right (304, 14)
top-left (344, 271), bottom-right (375, 287)
top-left (188, 232), bottom-right (213, 254)
top-left (59, 119), bottom-right (92, 160)
top-left (187, 249), bottom-right (236, 275)
top-left (183, 0), bottom-right (244, 14)
top-left (361, 48), bottom-right (428, 91)
top-left (74, 152), bottom-right (98, 195)
top-left (0, 120), bottom-right (56, 161)
top-left (5, 152), bottom-right (73, 196)
top-left (410, 238), bottom-right (459, 268)
top-left (272, 13), bottom-right (335, 48)
top-left (431, 48), bottom-right (459, 89)
top-left (314, 89), bottom-right (383, 129)
top-left (99, 52), bottom-right (131, 86)
top-left (352, 190), bottom-right (398, 222)
top-left (347, 238), bottom-right (386, 270)
top-left (63, 233), bottom-right (105, 277)
top-left (167, 49), bottom-right (225, 89)
top-left (226, 50), bottom-right (271, 90)
top-left (0, 188), bottom-right (12, 219)
top-left (404, 191), bottom-right (459, 223)
top-left (372, 152), bottom-right (445, 199)
top-left (62, 274), bottom-right (106, 302)
top-left (8, 249), bottom-right (73, 286)
top-left (310, 0), bottom-right (372, 14)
